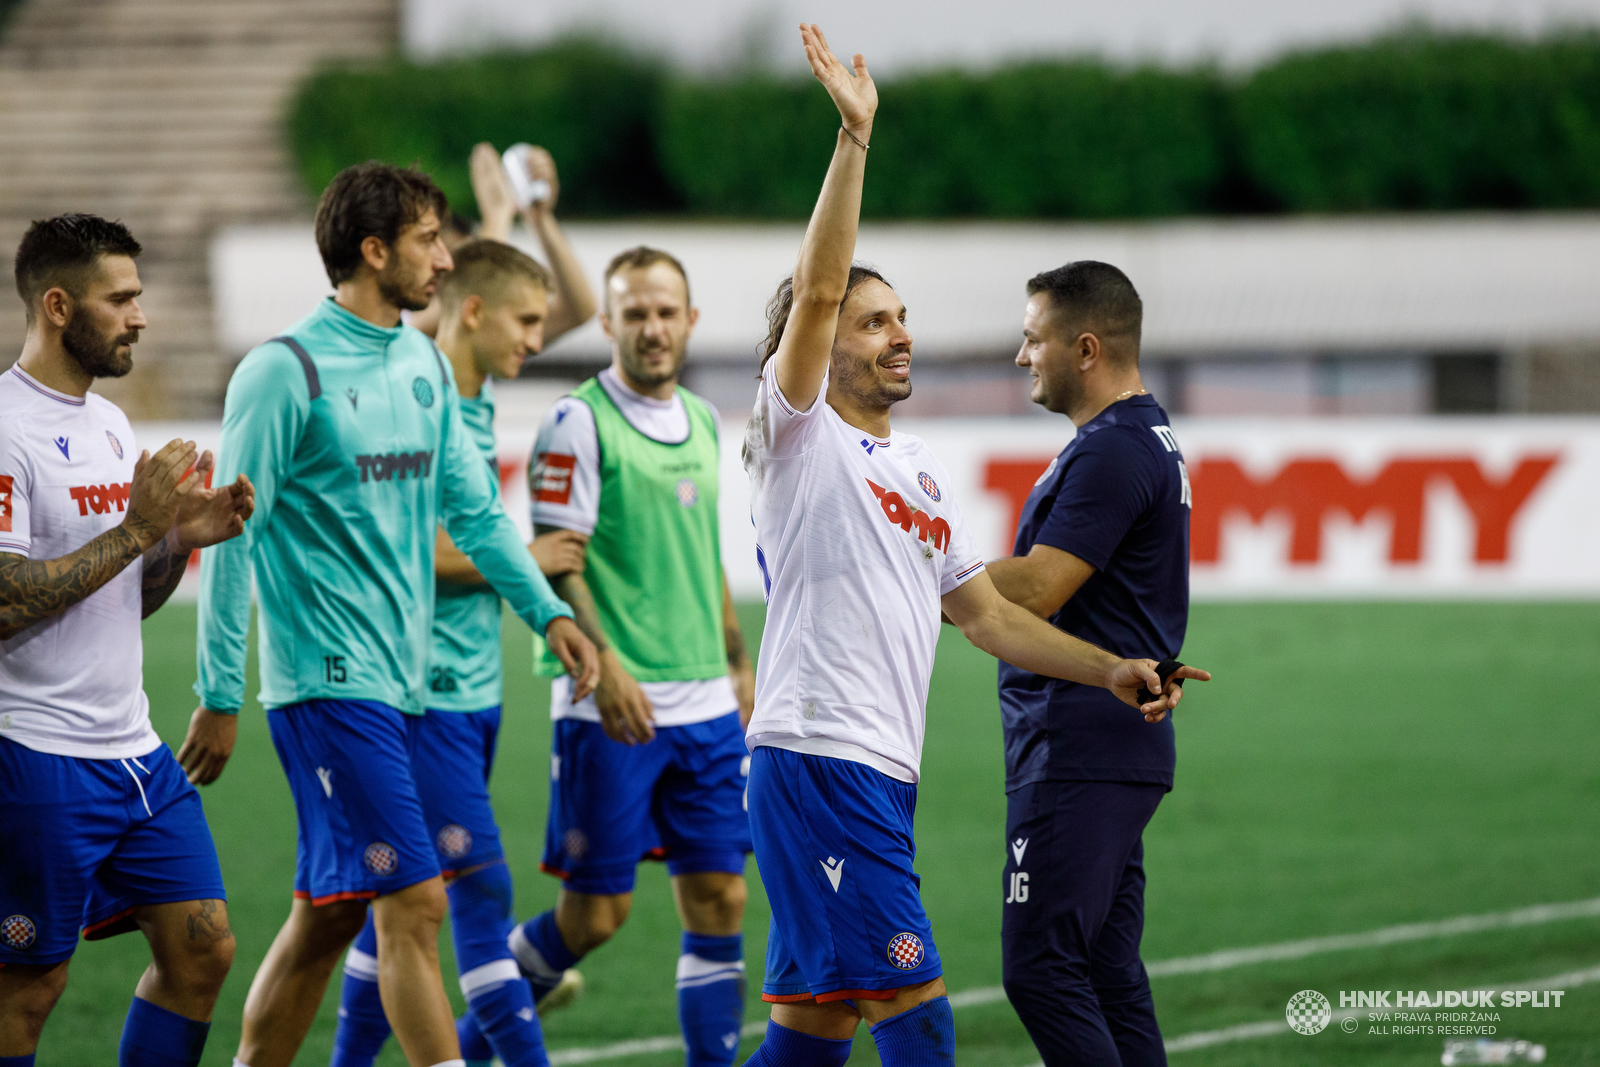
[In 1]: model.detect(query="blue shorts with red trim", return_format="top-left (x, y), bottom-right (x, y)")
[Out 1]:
top-left (414, 705), bottom-right (505, 876)
top-left (0, 737), bottom-right (226, 965)
top-left (541, 711), bottom-right (751, 895)
top-left (748, 745), bottom-right (943, 1003)
top-left (267, 700), bottom-right (439, 905)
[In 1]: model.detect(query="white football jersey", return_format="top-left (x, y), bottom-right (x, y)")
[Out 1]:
top-left (0, 365), bottom-right (160, 759)
top-left (742, 372), bottom-right (985, 783)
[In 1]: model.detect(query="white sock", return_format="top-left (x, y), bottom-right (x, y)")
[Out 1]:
top-left (233, 1060), bottom-right (252, 1067)
top-left (426, 1061), bottom-right (467, 1067)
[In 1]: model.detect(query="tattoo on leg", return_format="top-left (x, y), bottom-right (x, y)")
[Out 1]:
top-left (186, 899), bottom-right (233, 943)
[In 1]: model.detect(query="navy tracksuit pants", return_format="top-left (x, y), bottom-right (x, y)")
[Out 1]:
top-left (1001, 780), bottom-right (1168, 1067)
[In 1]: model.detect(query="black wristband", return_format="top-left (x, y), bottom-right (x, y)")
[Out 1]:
top-left (1135, 659), bottom-right (1185, 706)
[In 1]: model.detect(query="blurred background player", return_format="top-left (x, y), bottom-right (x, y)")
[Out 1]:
top-left (738, 25), bottom-right (1204, 1067)
top-left (182, 162), bottom-right (599, 1067)
top-left (507, 245), bottom-right (758, 1067)
top-left (0, 214), bottom-right (253, 1067)
top-left (327, 236), bottom-right (595, 1067)
top-left (987, 262), bottom-right (1192, 1067)
top-left (408, 141), bottom-right (591, 342)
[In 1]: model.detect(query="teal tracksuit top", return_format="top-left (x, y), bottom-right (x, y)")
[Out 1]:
top-left (427, 379), bottom-right (506, 712)
top-left (195, 298), bottom-right (572, 715)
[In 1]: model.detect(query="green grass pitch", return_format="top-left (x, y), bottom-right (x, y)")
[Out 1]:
top-left (33, 601), bottom-right (1600, 1065)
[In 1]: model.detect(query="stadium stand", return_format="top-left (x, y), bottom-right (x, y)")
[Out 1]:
top-left (0, 0), bottom-right (397, 419)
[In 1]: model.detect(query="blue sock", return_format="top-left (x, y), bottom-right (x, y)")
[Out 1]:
top-left (117, 996), bottom-right (210, 1067)
top-left (451, 864), bottom-right (549, 1067)
top-left (678, 931), bottom-right (746, 1067)
top-left (457, 1009), bottom-right (495, 1067)
top-left (869, 996), bottom-right (955, 1066)
top-left (740, 1020), bottom-right (851, 1067)
top-left (330, 914), bottom-right (390, 1067)
top-left (509, 908), bottom-right (580, 1003)
top-left (0, 1055), bottom-right (36, 1066)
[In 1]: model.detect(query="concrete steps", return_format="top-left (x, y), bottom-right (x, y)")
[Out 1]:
top-left (0, 0), bottom-right (398, 418)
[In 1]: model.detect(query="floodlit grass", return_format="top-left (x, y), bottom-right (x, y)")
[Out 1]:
top-left (34, 602), bottom-right (1600, 1064)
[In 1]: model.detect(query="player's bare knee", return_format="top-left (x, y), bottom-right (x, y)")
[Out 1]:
top-left (677, 873), bottom-right (746, 933)
top-left (375, 878), bottom-right (449, 941)
top-left (0, 961), bottom-right (71, 1034)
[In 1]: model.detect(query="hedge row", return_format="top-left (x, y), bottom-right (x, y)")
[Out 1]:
top-left (288, 30), bottom-right (1600, 219)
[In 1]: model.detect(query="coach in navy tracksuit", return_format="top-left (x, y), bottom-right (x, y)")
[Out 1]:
top-left (987, 261), bottom-right (1195, 1067)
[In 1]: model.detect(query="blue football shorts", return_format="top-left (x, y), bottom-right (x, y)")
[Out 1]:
top-left (0, 737), bottom-right (226, 965)
top-left (414, 705), bottom-right (505, 876)
top-left (747, 745), bottom-right (943, 1003)
top-left (541, 710), bottom-right (752, 895)
top-left (267, 699), bottom-right (439, 905)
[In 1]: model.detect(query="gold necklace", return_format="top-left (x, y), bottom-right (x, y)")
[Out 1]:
top-left (1110, 388), bottom-right (1148, 403)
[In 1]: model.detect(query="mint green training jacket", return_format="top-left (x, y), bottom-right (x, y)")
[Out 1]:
top-left (195, 298), bottom-right (572, 715)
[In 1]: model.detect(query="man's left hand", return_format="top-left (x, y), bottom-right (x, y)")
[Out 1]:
top-left (546, 616), bottom-right (601, 702)
top-left (174, 452), bottom-right (254, 552)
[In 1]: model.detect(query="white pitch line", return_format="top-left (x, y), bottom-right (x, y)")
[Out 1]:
top-left (545, 896), bottom-right (1600, 1065)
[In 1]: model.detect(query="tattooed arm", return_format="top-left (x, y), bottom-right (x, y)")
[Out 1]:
top-left (0, 527), bottom-right (147, 640)
top-left (140, 531), bottom-right (188, 619)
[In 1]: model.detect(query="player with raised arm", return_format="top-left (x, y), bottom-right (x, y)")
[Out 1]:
top-left (738, 26), bottom-right (1209, 1067)
top-left (505, 245), bottom-right (758, 1067)
top-left (327, 239), bottom-right (594, 1067)
top-left (182, 163), bottom-right (599, 1067)
top-left (0, 215), bottom-right (254, 1067)
top-left (409, 142), bottom-right (595, 342)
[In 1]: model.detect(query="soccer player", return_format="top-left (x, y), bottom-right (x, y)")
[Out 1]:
top-left (737, 26), bottom-right (1207, 1066)
top-left (0, 214), bottom-right (254, 1067)
top-left (181, 163), bottom-right (599, 1067)
top-left (986, 262), bottom-right (1196, 1067)
top-left (506, 245), bottom-right (758, 1067)
top-left (327, 238), bottom-right (594, 1067)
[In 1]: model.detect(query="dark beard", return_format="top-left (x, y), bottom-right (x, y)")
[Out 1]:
top-left (378, 271), bottom-right (431, 313)
top-left (832, 347), bottom-right (912, 410)
top-left (62, 314), bottom-right (134, 378)
top-left (622, 344), bottom-right (687, 389)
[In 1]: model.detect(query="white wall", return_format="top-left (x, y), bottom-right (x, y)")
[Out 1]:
top-left (211, 216), bottom-right (1600, 364)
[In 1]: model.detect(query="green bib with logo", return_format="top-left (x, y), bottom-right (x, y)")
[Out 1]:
top-left (535, 376), bottom-right (725, 681)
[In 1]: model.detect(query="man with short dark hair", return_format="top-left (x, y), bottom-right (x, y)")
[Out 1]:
top-left (183, 162), bottom-right (599, 1067)
top-left (506, 243), bottom-right (759, 1067)
top-left (0, 213), bottom-right (254, 1067)
top-left (985, 260), bottom-right (1197, 1067)
top-left (327, 236), bottom-right (595, 1067)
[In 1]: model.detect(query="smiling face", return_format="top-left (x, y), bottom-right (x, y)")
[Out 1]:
top-left (58, 254), bottom-right (146, 379)
top-left (1016, 291), bottom-right (1086, 415)
top-left (470, 279), bottom-right (550, 381)
top-left (374, 209), bottom-right (454, 313)
top-left (603, 262), bottom-right (697, 392)
top-left (828, 277), bottom-right (913, 411)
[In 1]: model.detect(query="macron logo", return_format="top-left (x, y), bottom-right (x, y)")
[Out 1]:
top-left (316, 767), bottom-right (334, 798)
top-left (820, 856), bottom-right (845, 892)
top-left (1012, 838), bottom-right (1029, 866)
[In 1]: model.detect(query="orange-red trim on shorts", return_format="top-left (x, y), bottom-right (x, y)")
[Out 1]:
top-left (538, 862), bottom-right (571, 880)
top-left (293, 890), bottom-right (378, 906)
top-left (81, 907), bottom-right (138, 940)
top-left (762, 987), bottom-right (900, 1004)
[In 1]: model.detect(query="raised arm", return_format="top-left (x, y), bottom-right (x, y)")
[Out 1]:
top-left (771, 24), bottom-right (877, 413)
top-left (518, 146), bottom-right (598, 342)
